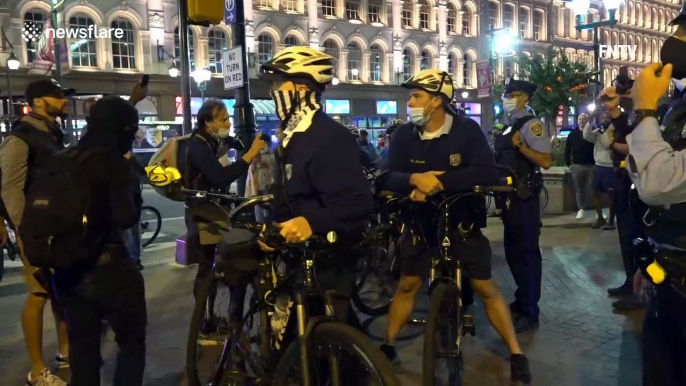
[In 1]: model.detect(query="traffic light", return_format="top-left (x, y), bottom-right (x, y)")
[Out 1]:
top-left (187, 0), bottom-right (224, 25)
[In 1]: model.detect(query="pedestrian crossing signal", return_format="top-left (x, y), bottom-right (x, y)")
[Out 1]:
top-left (187, 0), bottom-right (224, 25)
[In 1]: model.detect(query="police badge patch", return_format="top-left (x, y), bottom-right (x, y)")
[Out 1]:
top-left (450, 154), bottom-right (461, 166)
top-left (530, 122), bottom-right (543, 137)
top-left (285, 164), bottom-right (293, 180)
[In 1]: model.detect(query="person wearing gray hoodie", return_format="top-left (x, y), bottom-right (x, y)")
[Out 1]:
top-left (583, 112), bottom-right (617, 229)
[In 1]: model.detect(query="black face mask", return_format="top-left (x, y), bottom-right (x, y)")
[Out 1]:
top-left (661, 37), bottom-right (686, 80)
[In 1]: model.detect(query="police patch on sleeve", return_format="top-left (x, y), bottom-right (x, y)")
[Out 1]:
top-left (530, 122), bottom-right (544, 137)
top-left (285, 164), bottom-right (293, 180)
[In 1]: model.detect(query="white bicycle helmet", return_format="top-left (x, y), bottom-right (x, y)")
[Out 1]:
top-left (258, 46), bottom-right (334, 88)
top-left (346, 125), bottom-right (360, 137)
top-left (402, 69), bottom-right (456, 109)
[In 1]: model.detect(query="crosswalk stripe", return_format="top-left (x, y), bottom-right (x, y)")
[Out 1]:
top-left (143, 241), bottom-right (177, 252)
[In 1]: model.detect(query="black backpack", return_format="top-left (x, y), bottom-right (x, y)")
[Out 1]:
top-left (18, 146), bottom-right (105, 270)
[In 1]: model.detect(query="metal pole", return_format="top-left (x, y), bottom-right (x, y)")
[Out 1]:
top-left (489, 25), bottom-right (497, 125)
top-left (178, 0), bottom-right (192, 135)
top-left (51, 3), bottom-right (62, 84)
top-left (233, 0), bottom-right (256, 197)
top-left (6, 70), bottom-right (13, 121)
top-left (594, 26), bottom-right (602, 99)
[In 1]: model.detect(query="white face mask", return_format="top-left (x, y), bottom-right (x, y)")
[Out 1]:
top-left (502, 98), bottom-right (518, 113)
top-left (408, 97), bottom-right (438, 127)
top-left (675, 78), bottom-right (686, 92)
top-left (207, 122), bottom-right (231, 139)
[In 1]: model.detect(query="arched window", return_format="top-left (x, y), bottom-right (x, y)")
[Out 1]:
top-left (651, 39), bottom-right (657, 62)
top-left (402, 2), bottom-right (412, 28)
top-left (447, 4), bottom-right (457, 34)
top-left (488, 2), bottom-right (499, 29)
top-left (503, 58), bottom-right (514, 77)
top-left (463, 54), bottom-right (474, 87)
top-left (462, 7), bottom-right (472, 35)
top-left (208, 29), bottom-right (227, 74)
top-left (111, 19), bottom-right (136, 69)
top-left (284, 36), bottom-right (300, 47)
top-left (628, 35), bottom-right (635, 60)
top-left (619, 34), bottom-right (627, 60)
top-left (175, 27), bottom-right (195, 71)
top-left (503, 4), bottom-right (514, 31)
top-left (419, 0), bottom-right (431, 29)
top-left (533, 10), bottom-right (543, 40)
top-left (347, 42), bottom-right (362, 81)
top-left (420, 50), bottom-right (431, 70)
top-left (257, 34), bottom-right (274, 65)
top-left (402, 49), bottom-right (414, 81)
top-left (604, 68), bottom-right (610, 87)
top-left (68, 14), bottom-right (97, 68)
top-left (369, 44), bottom-right (382, 82)
top-left (519, 8), bottom-right (528, 38)
top-left (448, 53), bottom-right (458, 78)
top-left (24, 10), bottom-right (46, 64)
top-left (322, 40), bottom-right (339, 69)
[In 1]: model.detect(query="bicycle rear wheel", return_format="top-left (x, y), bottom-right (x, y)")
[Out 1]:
top-left (540, 185), bottom-right (549, 210)
top-left (272, 322), bottom-right (399, 386)
top-left (423, 282), bottom-right (464, 386)
top-left (140, 206), bottom-right (162, 247)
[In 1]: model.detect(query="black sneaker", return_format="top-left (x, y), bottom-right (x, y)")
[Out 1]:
top-left (592, 218), bottom-right (607, 229)
top-left (607, 283), bottom-right (632, 297)
top-left (510, 354), bottom-right (532, 385)
top-left (134, 259), bottom-right (144, 270)
top-left (612, 296), bottom-right (644, 310)
top-left (379, 344), bottom-right (400, 365)
top-left (514, 315), bottom-right (539, 333)
top-left (602, 223), bottom-right (616, 230)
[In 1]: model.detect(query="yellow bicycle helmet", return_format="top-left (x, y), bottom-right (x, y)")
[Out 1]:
top-left (145, 165), bottom-right (182, 187)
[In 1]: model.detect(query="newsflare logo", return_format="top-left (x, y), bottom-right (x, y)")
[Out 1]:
top-left (21, 21), bottom-right (124, 43)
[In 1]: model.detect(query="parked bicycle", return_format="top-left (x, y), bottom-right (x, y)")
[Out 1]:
top-left (186, 193), bottom-right (399, 386)
top-left (140, 205), bottom-right (162, 247)
top-left (421, 184), bottom-right (514, 386)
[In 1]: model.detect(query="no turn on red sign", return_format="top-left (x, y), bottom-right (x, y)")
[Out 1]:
top-left (223, 46), bottom-right (243, 90)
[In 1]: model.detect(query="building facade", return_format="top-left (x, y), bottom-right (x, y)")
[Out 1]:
top-left (0, 0), bottom-right (682, 125)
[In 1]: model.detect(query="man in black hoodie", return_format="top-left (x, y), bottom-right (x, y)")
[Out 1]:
top-left (52, 96), bottom-right (146, 386)
top-left (565, 113), bottom-right (596, 219)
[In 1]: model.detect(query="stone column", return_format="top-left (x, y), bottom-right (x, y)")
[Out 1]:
top-left (362, 52), bottom-right (371, 82)
top-left (393, 36), bottom-right (403, 82)
top-left (438, 0), bottom-right (447, 41)
top-left (139, 30), bottom-right (152, 74)
top-left (340, 48), bottom-right (349, 82)
top-left (277, 44), bottom-right (286, 54)
top-left (458, 59), bottom-right (465, 87)
top-left (198, 36), bottom-right (209, 69)
top-left (392, 0), bottom-right (402, 36)
top-left (307, 0), bottom-right (319, 49)
top-left (384, 52), bottom-right (394, 84)
top-left (414, 3), bottom-right (422, 29)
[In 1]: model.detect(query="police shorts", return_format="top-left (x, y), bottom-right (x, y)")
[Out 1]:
top-left (397, 228), bottom-right (492, 281)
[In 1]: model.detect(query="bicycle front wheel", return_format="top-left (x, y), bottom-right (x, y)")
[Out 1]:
top-left (353, 234), bottom-right (399, 316)
top-left (423, 282), bottom-right (464, 386)
top-left (272, 322), bottom-right (399, 386)
top-left (140, 206), bottom-right (162, 247)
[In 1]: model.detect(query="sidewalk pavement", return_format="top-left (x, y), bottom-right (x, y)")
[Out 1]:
top-left (0, 211), bottom-right (643, 385)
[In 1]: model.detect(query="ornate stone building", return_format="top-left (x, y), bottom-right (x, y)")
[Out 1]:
top-left (0, 0), bottom-right (682, 122)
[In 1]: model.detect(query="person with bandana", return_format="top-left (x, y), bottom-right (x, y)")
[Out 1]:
top-left (256, 46), bottom-right (374, 327)
top-left (377, 68), bottom-right (532, 385)
top-left (0, 78), bottom-right (73, 386)
top-left (625, 5), bottom-right (686, 384)
top-left (494, 77), bottom-right (552, 333)
top-left (184, 99), bottom-right (267, 300)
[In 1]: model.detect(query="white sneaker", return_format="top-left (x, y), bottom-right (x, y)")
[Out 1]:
top-left (576, 209), bottom-right (585, 220)
top-left (26, 368), bottom-right (67, 386)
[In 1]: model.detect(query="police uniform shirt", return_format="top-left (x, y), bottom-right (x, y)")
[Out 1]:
top-left (506, 109), bottom-right (552, 157)
top-left (627, 116), bottom-right (686, 206)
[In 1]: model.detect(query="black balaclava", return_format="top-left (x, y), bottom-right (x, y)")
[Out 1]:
top-left (79, 96), bottom-right (139, 154)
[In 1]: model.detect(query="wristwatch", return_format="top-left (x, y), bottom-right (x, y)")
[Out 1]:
top-left (634, 109), bottom-right (658, 125)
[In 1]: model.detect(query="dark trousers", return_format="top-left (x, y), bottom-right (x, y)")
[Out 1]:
top-left (644, 284), bottom-right (686, 385)
top-left (184, 210), bottom-right (219, 299)
top-left (615, 173), bottom-right (641, 283)
top-left (502, 193), bottom-right (543, 319)
top-left (54, 255), bottom-right (147, 386)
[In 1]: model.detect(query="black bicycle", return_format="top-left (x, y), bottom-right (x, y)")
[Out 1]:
top-left (352, 193), bottom-right (403, 316)
top-left (422, 185), bottom-right (514, 386)
top-left (140, 205), bottom-right (162, 247)
top-left (186, 193), bottom-right (398, 386)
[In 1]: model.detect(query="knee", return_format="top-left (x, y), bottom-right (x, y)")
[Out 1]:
top-left (472, 280), bottom-right (502, 303)
top-left (25, 293), bottom-right (48, 311)
top-left (397, 276), bottom-right (422, 295)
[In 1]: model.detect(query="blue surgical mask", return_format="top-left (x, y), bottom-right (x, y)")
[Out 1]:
top-left (502, 98), bottom-right (518, 113)
top-left (408, 97), bottom-right (438, 127)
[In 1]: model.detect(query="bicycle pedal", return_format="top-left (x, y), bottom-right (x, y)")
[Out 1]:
top-left (463, 314), bottom-right (476, 337)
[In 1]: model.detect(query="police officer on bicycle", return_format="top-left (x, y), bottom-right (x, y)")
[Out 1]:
top-left (495, 77), bottom-right (552, 332)
top-left (378, 68), bottom-right (531, 384)
top-left (626, 7), bottom-right (686, 384)
top-left (256, 46), bottom-right (374, 324)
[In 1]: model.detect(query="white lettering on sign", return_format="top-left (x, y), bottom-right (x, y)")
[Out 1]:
top-left (223, 46), bottom-right (244, 91)
top-left (598, 45), bottom-right (638, 60)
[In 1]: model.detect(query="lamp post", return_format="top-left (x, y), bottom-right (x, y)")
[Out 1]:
top-left (51, 0), bottom-right (64, 85)
top-left (156, 40), bottom-right (179, 78)
top-left (489, 25), bottom-right (519, 123)
top-left (192, 67), bottom-right (212, 101)
top-left (572, 0), bottom-right (620, 99)
top-left (1, 28), bottom-right (19, 121)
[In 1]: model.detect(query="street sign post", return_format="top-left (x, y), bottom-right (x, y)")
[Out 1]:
top-left (223, 46), bottom-right (243, 90)
top-left (224, 0), bottom-right (236, 24)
